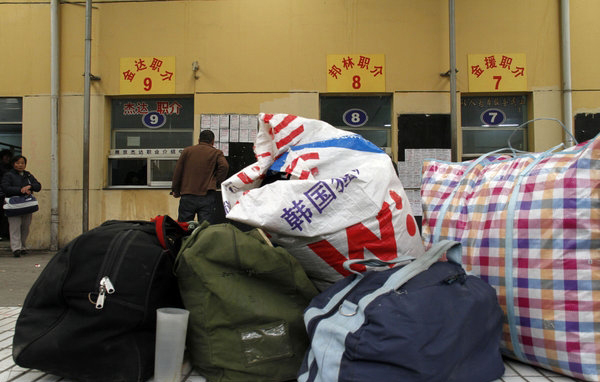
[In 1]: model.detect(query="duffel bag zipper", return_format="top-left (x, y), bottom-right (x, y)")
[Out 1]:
top-left (90, 229), bottom-right (138, 309)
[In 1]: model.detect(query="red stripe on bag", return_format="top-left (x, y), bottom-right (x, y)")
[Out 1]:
top-left (346, 202), bottom-right (398, 261)
top-left (276, 126), bottom-right (304, 149)
top-left (299, 170), bottom-right (311, 179)
top-left (273, 114), bottom-right (298, 134)
top-left (285, 152), bottom-right (320, 174)
top-left (308, 202), bottom-right (399, 275)
top-left (389, 190), bottom-right (403, 209)
top-left (153, 215), bottom-right (167, 249)
top-left (307, 240), bottom-right (361, 276)
top-left (237, 172), bottom-right (254, 184)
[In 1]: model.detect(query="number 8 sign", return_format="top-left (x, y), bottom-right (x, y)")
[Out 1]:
top-left (343, 108), bottom-right (368, 127)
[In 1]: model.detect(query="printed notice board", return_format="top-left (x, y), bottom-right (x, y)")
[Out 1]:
top-left (327, 54), bottom-right (385, 92)
top-left (120, 56), bottom-right (176, 95)
top-left (468, 53), bottom-right (527, 92)
top-left (201, 114), bottom-right (258, 178)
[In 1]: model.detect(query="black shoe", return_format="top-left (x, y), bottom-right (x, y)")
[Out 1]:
top-left (20, 249), bottom-right (28, 255)
top-left (13, 250), bottom-right (21, 258)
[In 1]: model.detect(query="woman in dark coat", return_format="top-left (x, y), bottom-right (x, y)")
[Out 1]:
top-left (1, 155), bottom-right (41, 257)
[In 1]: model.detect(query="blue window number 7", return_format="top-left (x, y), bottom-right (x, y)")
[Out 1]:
top-left (481, 109), bottom-right (506, 126)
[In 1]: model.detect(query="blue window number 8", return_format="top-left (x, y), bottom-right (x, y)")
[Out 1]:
top-left (343, 108), bottom-right (368, 127)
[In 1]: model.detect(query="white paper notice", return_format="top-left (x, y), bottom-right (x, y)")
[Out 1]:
top-left (211, 114), bottom-right (219, 128)
top-left (229, 114), bottom-right (240, 129)
top-left (211, 128), bottom-right (220, 143)
top-left (230, 129), bottom-right (239, 143)
top-left (220, 142), bottom-right (229, 156)
top-left (398, 149), bottom-right (451, 188)
top-left (249, 128), bottom-right (257, 142)
top-left (220, 129), bottom-right (230, 142)
top-left (127, 136), bottom-right (141, 147)
top-left (239, 129), bottom-right (249, 143)
top-left (248, 115), bottom-right (258, 129)
top-left (405, 189), bottom-right (423, 216)
top-left (219, 114), bottom-right (229, 128)
top-left (201, 115), bottom-right (212, 129)
top-left (240, 115), bottom-right (249, 129)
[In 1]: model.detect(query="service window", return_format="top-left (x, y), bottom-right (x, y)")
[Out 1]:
top-left (108, 97), bottom-right (193, 187)
top-left (461, 95), bottom-right (528, 160)
top-left (320, 95), bottom-right (392, 152)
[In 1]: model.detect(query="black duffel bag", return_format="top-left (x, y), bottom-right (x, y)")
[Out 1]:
top-left (12, 216), bottom-right (188, 382)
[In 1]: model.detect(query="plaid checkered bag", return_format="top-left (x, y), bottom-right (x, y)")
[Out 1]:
top-left (420, 135), bottom-right (600, 381)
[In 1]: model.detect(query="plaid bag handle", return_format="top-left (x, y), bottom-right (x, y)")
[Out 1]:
top-left (507, 117), bottom-right (577, 155)
top-left (432, 147), bottom-right (514, 243)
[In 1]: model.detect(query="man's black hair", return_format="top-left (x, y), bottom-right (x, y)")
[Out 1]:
top-left (199, 130), bottom-right (215, 143)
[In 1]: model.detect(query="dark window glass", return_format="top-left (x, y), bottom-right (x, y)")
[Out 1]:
top-left (574, 113), bottom-right (600, 143)
top-left (320, 95), bottom-right (392, 148)
top-left (462, 129), bottom-right (526, 154)
top-left (114, 131), bottom-right (192, 149)
top-left (109, 159), bottom-right (147, 186)
top-left (150, 159), bottom-right (178, 183)
top-left (397, 114), bottom-right (451, 161)
top-left (0, 98), bottom-right (22, 123)
top-left (0, 98), bottom-right (22, 153)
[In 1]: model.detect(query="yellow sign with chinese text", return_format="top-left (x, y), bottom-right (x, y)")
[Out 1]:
top-left (327, 54), bottom-right (385, 92)
top-left (468, 53), bottom-right (527, 92)
top-left (120, 56), bottom-right (176, 95)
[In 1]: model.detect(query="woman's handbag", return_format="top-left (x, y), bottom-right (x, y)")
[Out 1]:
top-left (4, 194), bottom-right (39, 217)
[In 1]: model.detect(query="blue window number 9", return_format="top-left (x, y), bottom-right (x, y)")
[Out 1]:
top-left (142, 111), bottom-right (166, 129)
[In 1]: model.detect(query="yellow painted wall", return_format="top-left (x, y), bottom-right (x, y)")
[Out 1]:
top-left (2, 0), bottom-right (600, 248)
top-left (571, 0), bottom-right (600, 120)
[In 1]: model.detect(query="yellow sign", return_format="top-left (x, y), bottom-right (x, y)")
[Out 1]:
top-left (120, 56), bottom-right (175, 95)
top-left (468, 53), bottom-right (527, 92)
top-left (327, 54), bottom-right (385, 92)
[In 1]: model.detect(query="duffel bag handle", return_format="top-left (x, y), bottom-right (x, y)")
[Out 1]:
top-left (342, 241), bottom-right (462, 275)
top-left (342, 256), bottom-right (415, 275)
top-left (380, 240), bottom-right (462, 291)
top-left (302, 240), bottom-right (464, 345)
top-left (152, 215), bottom-right (191, 254)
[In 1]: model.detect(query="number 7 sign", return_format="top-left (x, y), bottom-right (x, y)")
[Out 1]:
top-left (467, 53), bottom-right (527, 92)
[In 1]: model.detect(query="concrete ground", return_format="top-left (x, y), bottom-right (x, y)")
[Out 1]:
top-left (0, 240), bottom-right (55, 307)
top-left (0, 239), bottom-right (586, 382)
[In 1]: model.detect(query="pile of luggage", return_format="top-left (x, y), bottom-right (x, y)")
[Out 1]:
top-left (12, 114), bottom-right (599, 382)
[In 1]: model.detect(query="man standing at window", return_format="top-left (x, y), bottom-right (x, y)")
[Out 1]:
top-left (171, 130), bottom-right (229, 223)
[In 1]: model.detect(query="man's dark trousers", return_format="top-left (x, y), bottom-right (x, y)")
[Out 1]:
top-left (178, 191), bottom-right (218, 223)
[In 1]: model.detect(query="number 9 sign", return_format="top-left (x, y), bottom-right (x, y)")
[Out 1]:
top-left (142, 111), bottom-right (166, 129)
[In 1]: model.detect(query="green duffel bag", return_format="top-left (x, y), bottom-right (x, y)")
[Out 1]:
top-left (175, 222), bottom-right (319, 382)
